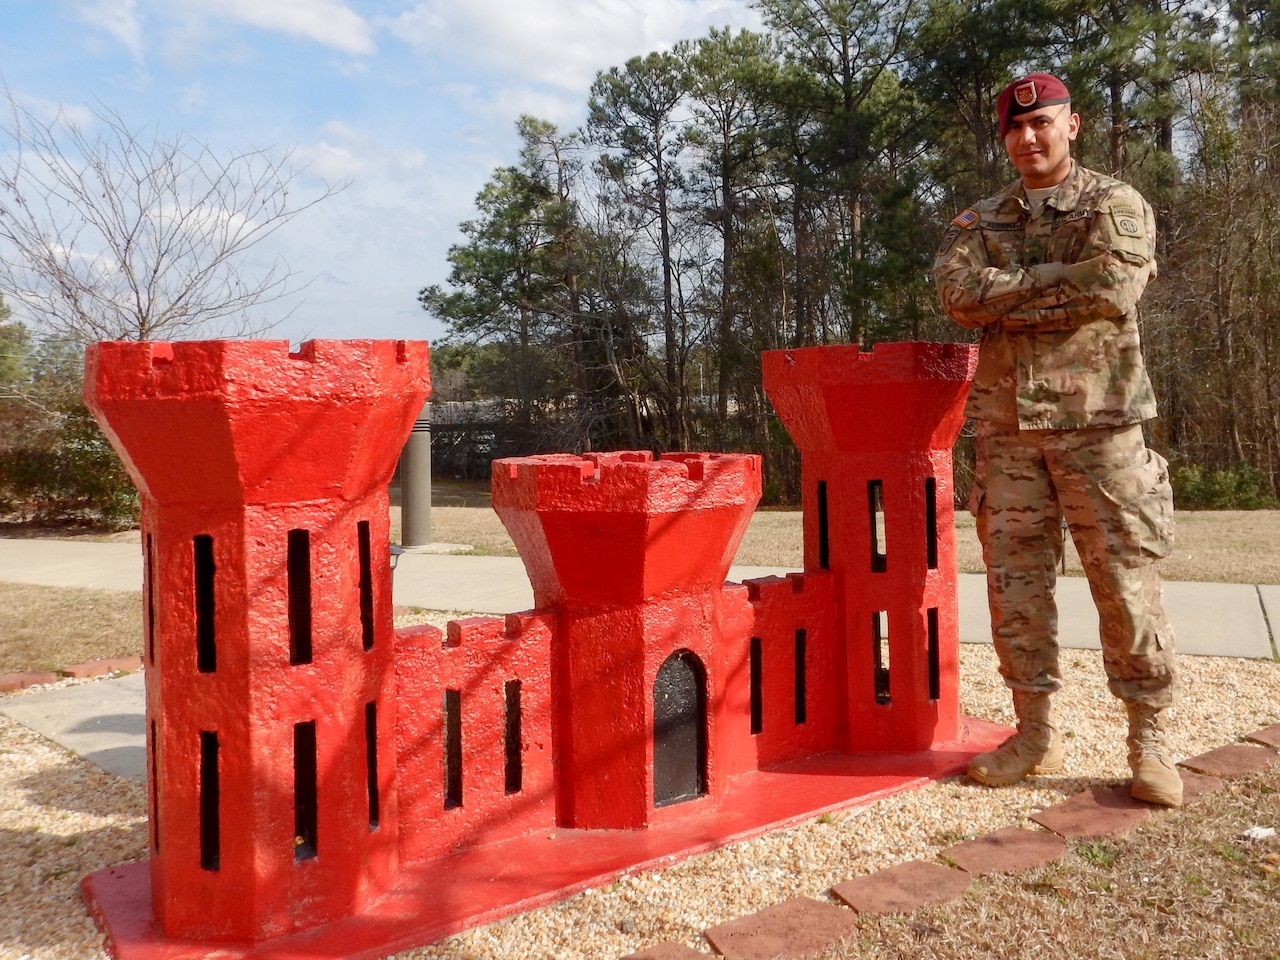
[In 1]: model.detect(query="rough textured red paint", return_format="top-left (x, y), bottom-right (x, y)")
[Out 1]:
top-left (762, 341), bottom-right (979, 753)
top-left (493, 451), bottom-right (761, 607)
top-left (79, 338), bottom-right (1004, 960)
top-left (83, 340), bottom-right (430, 941)
top-left (395, 613), bottom-right (557, 858)
top-left (737, 573), bottom-right (842, 770)
top-left (491, 451), bottom-right (762, 829)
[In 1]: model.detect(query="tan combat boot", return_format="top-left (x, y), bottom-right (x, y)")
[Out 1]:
top-left (967, 690), bottom-right (1065, 787)
top-left (1126, 702), bottom-right (1183, 806)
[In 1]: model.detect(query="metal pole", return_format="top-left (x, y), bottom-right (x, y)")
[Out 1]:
top-left (400, 401), bottom-right (432, 547)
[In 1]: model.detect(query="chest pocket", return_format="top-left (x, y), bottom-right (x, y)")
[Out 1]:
top-left (1047, 207), bottom-right (1096, 263)
top-left (979, 222), bottom-right (1023, 269)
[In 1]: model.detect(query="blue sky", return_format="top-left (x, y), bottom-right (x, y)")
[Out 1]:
top-left (0, 0), bottom-right (759, 345)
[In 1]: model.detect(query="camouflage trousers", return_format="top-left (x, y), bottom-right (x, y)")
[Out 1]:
top-left (971, 420), bottom-right (1178, 708)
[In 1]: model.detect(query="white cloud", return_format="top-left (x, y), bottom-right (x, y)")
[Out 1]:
top-left (71, 0), bottom-right (146, 61)
top-left (257, 122), bottom-right (460, 342)
top-left (9, 94), bottom-right (97, 131)
top-left (199, 0), bottom-right (377, 55)
top-left (68, 0), bottom-right (376, 60)
top-left (435, 80), bottom-right (586, 131)
top-left (386, 0), bottom-right (759, 92)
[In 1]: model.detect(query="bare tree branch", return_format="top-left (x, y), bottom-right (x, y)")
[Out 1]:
top-left (0, 91), bottom-right (345, 342)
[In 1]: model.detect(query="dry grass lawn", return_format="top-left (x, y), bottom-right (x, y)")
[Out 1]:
top-left (2, 499), bottom-right (1278, 676)
top-left (0, 583), bottom-right (142, 673)
top-left (424, 505), bottom-right (1280, 586)
top-left (825, 764), bottom-right (1280, 960)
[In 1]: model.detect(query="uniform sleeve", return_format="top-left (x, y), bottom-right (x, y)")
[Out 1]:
top-left (932, 221), bottom-right (1058, 330)
top-left (932, 187), bottom-right (1156, 333)
top-left (996, 190), bottom-right (1156, 332)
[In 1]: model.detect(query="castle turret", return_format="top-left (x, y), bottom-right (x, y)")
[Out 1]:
top-left (762, 342), bottom-right (978, 752)
top-left (491, 451), bottom-right (760, 829)
top-left (84, 339), bottom-right (430, 940)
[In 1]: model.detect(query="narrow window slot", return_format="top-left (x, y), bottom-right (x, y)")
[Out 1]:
top-left (199, 731), bottom-right (220, 870)
top-left (868, 480), bottom-right (887, 573)
top-left (287, 530), bottom-right (313, 665)
top-left (925, 477), bottom-right (939, 570)
top-left (150, 721), bottom-right (160, 854)
top-left (145, 534), bottom-right (156, 664)
top-left (503, 680), bottom-right (523, 795)
top-left (194, 536), bottom-right (216, 673)
top-left (873, 611), bottom-right (891, 704)
top-left (365, 702), bottom-right (380, 830)
top-left (293, 721), bottom-right (318, 861)
top-left (749, 637), bottom-right (763, 735)
top-left (794, 629), bottom-right (807, 725)
top-left (927, 607), bottom-right (941, 702)
top-left (443, 690), bottom-right (463, 809)
top-left (358, 521), bottom-right (374, 651)
top-left (817, 480), bottom-right (830, 570)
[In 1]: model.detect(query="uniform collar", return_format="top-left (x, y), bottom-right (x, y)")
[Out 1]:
top-left (1042, 161), bottom-right (1083, 211)
top-left (992, 161), bottom-right (1083, 217)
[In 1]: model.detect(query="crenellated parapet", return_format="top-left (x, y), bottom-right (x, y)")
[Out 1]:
top-left (395, 612), bottom-right (557, 858)
top-left (86, 339), bottom-right (429, 505)
top-left (493, 450), bottom-right (762, 608)
top-left (761, 340), bottom-right (977, 454)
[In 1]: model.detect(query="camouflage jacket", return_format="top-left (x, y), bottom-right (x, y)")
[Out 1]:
top-left (933, 162), bottom-right (1159, 429)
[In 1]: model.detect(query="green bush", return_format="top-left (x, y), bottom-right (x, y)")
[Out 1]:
top-left (0, 401), bottom-right (139, 529)
top-left (1170, 462), bottom-right (1279, 510)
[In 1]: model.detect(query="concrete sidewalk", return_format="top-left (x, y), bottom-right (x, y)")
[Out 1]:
top-left (2, 536), bottom-right (1276, 784)
top-left (1, 536), bottom-right (1275, 659)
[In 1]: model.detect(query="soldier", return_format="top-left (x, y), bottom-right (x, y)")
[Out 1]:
top-left (933, 73), bottom-right (1181, 806)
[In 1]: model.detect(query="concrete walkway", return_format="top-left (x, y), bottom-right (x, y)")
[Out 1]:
top-left (1, 537), bottom-right (1275, 658)
top-left (1, 536), bottom-right (1276, 783)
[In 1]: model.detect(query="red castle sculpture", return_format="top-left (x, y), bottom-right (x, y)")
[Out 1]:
top-left (80, 338), bottom-right (1004, 959)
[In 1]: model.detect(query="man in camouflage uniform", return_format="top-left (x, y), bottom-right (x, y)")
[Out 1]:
top-left (933, 73), bottom-right (1181, 806)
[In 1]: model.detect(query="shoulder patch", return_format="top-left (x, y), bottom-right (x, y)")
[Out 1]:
top-left (951, 209), bottom-right (979, 228)
top-left (1109, 207), bottom-right (1143, 238)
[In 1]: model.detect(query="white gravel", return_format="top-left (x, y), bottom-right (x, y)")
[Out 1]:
top-left (3, 639), bottom-right (1278, 960)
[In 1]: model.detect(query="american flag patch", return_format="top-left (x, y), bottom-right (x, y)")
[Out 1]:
top-left (952, 209), bottom-right (979, 228)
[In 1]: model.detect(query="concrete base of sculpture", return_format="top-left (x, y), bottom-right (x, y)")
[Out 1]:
top-left (84, 717), bottom-right (1008, 960)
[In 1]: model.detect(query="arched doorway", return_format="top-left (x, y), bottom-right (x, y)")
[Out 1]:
top-left (653, 650), bottom-right (707, 807)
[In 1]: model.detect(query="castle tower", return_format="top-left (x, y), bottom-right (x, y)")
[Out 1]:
top-left (84, 339), bottom-right (430, 940)
top-left (490, 451), bottom-right (761, 829)
top-left (762, 342), bottom-right (978, 752)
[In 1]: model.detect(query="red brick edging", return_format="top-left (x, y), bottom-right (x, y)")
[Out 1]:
top-left (0, 657), bottom-right (143, 693)
top-left (620, 726), bottom-right (1280, 959)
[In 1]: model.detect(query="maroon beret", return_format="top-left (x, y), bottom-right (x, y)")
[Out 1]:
top-left (997, 73), bottom-right (1071, 136)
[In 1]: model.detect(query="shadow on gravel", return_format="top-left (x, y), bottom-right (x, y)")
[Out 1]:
top-left (2, 767), bottom-right (147, 956)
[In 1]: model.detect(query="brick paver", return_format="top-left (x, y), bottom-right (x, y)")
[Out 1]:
top-left (1246, 723), bottom-right (1280, 750)
top-left (62, 657), bottom-right (143, 679)
top-left (831, 860), bottom-right (970, 915)
top-left (1177, 769), bottom-right (1225, 804)
top-left (704, 896), bottom-right (857, 960)
top-left (0, 671), bottom-right (60, 693)
top-left (1180, 743), bottom-right (1280, 779)
top-left (940, 826), bottom-right (1066, 876)
top-left (1030, 784), bottom-right (1153, 839)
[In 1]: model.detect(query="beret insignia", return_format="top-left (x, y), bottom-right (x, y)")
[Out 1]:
top-left (1014, 81), bottom-right (1038, 108)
